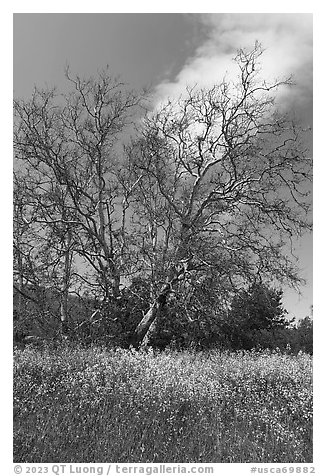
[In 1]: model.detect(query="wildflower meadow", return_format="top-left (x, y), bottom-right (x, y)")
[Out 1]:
top-left (13, 345), bottom-right (312, 463)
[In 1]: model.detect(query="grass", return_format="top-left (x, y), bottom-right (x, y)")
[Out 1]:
top-left (13, 344), bottom-right (312, 463)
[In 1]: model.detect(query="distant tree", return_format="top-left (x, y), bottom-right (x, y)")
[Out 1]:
top-left (294, 315), bottom-right (313, 354)
top-left (227, 282), bottom-right (290, 349)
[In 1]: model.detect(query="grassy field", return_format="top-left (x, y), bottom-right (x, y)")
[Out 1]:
top-left (13, 345), bottom-right (312, 463)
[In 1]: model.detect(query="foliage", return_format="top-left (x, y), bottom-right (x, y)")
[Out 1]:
top-left (288, 316), bottom-right (313, 355)
top-left (226, 283), bottom-right (290, 349)
top-left (126, 281), bottom-right (295, 351)
top-left (295, 316), bottom-right (313, 354)
top-left (14, 279), bottom-right (313, 354)
top-left (13, 279), bottom-right (149, 348)
top-left (14, 345), bottom-right (312, 463)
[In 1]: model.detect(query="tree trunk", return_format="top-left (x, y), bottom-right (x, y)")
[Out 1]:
top-left (60, 293), bottom-right (69, 336)
top-left (135, 277), bottom-right (179, 348)
top-left (60, 231), bottom-right (72, 337)
top-left (110, 268), bottom-right (121, 300)
top-left (17, 248), bottom-right (24, 316)
top-left (97, 169), bottom-right (121, 302)
top-left (139, 313), bottom-right (160, 350)
top-left (135, 297), bottom-right (166, 349)
top-left (136, 300), bottom-right (157, 341)
top-left (135, 233), bottom-right (192, 348)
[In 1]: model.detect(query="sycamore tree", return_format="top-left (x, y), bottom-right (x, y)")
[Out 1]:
top-left (13, 137), bottom-right (79, 336)
top-left (13, 169), bottom-right (70, 338)
top-left (13, 45), bottom-right (312, 347)
top-left (129, 44), bottom-right (312, 348)
top-left (14, 68), bottom-right (144, 336)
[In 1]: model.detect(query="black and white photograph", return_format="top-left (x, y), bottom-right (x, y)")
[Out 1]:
top-left (12, 9), bottom-right (314, 468)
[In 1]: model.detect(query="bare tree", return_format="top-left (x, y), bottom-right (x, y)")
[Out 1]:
top-left (13, 47), bottom-right (312, 348)
top-left (14, 68), bottom-right (144, 333)
top-left (13, 161), bottom-right (78, 337)
top-left (129, 44), bottom-right (312, 348)
top-left (13, 171), bottom-right (33, 316)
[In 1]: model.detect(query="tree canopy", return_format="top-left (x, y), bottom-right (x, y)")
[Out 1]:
top-left (13, 44), bottom-right (312, 349)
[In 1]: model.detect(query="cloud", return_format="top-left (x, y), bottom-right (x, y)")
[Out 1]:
top-left (154, 14), bottom-right (312, 122)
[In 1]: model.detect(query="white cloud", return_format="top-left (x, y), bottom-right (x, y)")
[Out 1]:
top-left (154, 13), bottom-right (312, 116)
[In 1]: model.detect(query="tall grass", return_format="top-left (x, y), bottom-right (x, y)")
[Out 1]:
top-left (13, 345), bottom-right (312, 463)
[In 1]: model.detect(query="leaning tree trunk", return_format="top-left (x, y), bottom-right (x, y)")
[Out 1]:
top-left (139, 313), bottom-right (160, 350)
top-left (135, 227), bottom-right (192, 348)
top-left (135, 268), bottom-right (188, 348)
top-left (135, 294), bottom-right (167, 349)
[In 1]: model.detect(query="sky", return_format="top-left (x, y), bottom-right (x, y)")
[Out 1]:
top-left (13, 13), bottom-right (313, 321)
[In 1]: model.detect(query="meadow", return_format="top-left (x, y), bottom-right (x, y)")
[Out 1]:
top-left (13, 345), bottom-right (312, 463)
